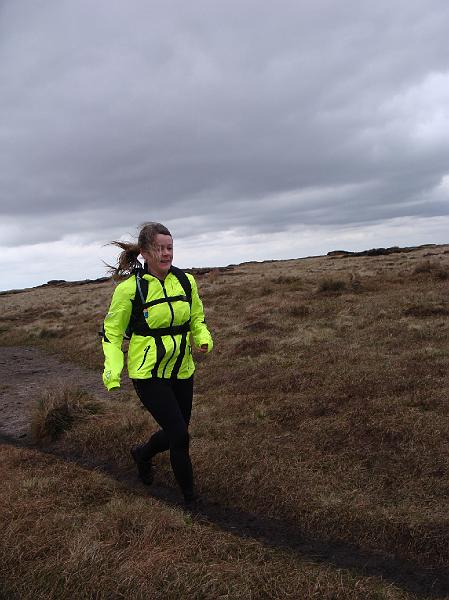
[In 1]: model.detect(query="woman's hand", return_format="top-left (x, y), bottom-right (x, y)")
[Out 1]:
top-left (197, 344), bottom-right (208, 353)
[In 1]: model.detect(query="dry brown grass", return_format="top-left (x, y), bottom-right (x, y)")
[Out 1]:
top-left (0, 445), bottom-right (414, 600)
top-left (1, 243), bottom-right (449, 597)
top-left (30, 387), bottom-right (104, 444)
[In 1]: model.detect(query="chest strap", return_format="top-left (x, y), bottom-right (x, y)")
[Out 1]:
top-left (143, 295), bottom-right (189, 309)
top-left (133, 320), bottom-right (191, 338)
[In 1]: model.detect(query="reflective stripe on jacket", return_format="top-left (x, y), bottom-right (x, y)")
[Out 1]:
top-left (102, 270), bottom-right (213, 390)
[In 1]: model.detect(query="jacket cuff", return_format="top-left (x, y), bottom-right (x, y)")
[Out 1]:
top-left (103, 370), bottom-right (120, 391)
top-left (195, 337), bottom-right (213, 353)
top-left (107, 384), bottom-right (120, 391)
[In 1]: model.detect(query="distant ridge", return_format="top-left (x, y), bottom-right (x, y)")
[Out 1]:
top-left (327, 243), bottom-right (439, 258)
top-left (1, 243), bottom-right (447, 296)
top-left (0, 276), bottom-right (110, 296)
top-left (0, 267), bottom-right (235, 296)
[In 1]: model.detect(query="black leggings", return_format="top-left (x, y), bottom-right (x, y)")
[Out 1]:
top-left (132, 377), bottom-right (194, 494)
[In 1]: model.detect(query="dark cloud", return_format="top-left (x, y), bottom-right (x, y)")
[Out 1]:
top-left (1, 1), bottom-right (449, 287)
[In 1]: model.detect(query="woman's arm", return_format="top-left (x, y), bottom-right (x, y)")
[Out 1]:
top-left (188, 274), bottom-right (213, 353)
top-left (102, 278), bottom-right (134, 390)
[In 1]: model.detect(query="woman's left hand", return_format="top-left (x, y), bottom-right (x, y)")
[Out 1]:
top-left (198, 344), bottom-right (208, 353)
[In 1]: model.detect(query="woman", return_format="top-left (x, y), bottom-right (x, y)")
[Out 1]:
top-left (101, 222), bottom-right (213, 504)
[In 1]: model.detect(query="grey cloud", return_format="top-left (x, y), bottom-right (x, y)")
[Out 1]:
top-left (1, 0), bottom-right (449, 252)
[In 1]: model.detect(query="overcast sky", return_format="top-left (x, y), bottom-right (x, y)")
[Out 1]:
top-left (1, 0), bottom-right (449, 290)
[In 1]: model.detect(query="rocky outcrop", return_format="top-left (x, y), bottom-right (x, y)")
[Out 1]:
top-left (40, 276), bottom-right (111, 288)
top-left (328, 244), bottom-right (438, 258)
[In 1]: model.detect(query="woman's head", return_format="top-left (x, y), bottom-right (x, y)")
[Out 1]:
top-left (139, 222), bottom-right (173, 279)
top-left (108, 222), bottom-right (173, 279)
top-left (137, 222), bottom-right (171, 252)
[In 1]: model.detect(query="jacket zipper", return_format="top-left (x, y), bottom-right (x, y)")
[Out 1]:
top-left (137, 344), bottom-right (151, 371)
top-left (161, 280), bottom-right (176, 378)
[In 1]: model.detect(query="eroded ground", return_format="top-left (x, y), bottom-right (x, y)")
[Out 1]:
top-left (0, 346), bottom-right (113, 439)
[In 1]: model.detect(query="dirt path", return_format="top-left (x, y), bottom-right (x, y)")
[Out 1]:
top-left (0, 346), bottom-right (117, 439)
top-left (1, 345), bottom-right (448, 598)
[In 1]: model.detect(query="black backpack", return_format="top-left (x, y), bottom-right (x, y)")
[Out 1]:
top-left (100, 266), bottom-right (192, 342)
top-left (124, 266), bottom-right (192, 339)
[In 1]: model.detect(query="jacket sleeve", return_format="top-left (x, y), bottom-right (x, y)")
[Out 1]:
top-left (101, 278), bottom-right (134, 390)
top-left (188, 274), bottom-right (213, 352)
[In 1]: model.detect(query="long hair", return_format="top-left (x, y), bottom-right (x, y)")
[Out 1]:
top-left (107, 222), bottom-right (172, 278)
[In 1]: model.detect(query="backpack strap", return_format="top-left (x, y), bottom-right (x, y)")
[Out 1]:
top-left (135, 272), bottom-right (147, 304)
top-left (126, 266), bottom-right (192, 338)
top-left (170, 266), bottom-right (192, 306)
top-left (125, 269), bottom-right (149, 339)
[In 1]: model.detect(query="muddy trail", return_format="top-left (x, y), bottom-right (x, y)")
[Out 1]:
top-left (1, 346), bottom-right (448, 599)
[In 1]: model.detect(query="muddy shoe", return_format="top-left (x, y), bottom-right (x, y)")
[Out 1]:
top-left (130, 446), bottom-right (153, 485)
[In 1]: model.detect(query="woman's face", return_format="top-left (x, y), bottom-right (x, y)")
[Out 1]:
top-left (141, 233), bottom-right (173, 279)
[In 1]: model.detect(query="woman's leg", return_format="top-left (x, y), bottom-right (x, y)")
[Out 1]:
top-left (171, 376), bottom-right (194, 425)
top-left (133, 378), bottom-right (194, 496)
top-left (171, 377), bottom-right (195, 500)
top-left (132, 377), bottom-right (193, 457)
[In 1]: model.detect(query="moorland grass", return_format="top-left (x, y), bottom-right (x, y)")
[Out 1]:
top-left (1, 244), bottom-right (449, 597)
top-left (0, 445), bottom-right (415, 600)
top-left (31, 387), bottom-right (104, 443)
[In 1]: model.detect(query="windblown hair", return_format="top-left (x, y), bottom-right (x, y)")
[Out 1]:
top-left (107, 222), bottom-right (172, 278)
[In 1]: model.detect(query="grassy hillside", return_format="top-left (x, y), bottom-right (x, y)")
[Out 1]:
top-left (1, 244), bottom-right (449, 598)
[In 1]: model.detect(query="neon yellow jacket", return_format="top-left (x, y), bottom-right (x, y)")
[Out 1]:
top-left (102, 269), bottom-right (213, 390)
